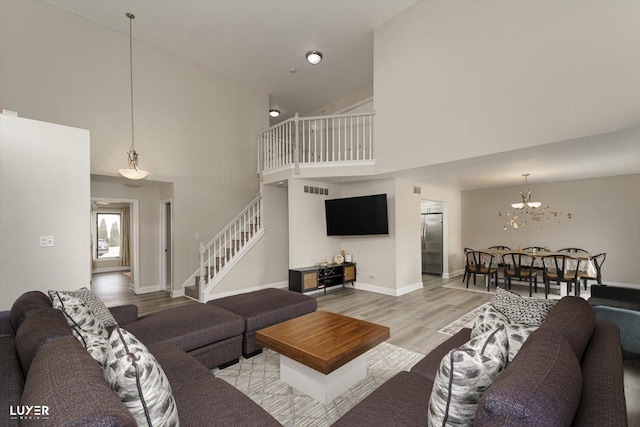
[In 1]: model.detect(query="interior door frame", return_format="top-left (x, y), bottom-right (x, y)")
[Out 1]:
top-left (159, 199), bottom-right (173, 292)
top-left (90, 197), bottom-right (140, 292)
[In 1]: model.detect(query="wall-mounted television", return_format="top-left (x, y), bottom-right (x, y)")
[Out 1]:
top-left (325, 194), bottom-right (389, 236)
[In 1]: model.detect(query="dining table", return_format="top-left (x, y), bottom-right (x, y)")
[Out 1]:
top-left (479, 248), bottom-right (597, 297)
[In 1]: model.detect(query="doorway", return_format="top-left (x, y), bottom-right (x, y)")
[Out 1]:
top-left (160, 199), bottom-right (173, 292)
top-left (421, 200), bottom-right (445, 276)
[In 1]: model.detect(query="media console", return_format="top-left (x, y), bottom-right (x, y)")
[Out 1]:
top-left (289, 262), bottom-right (356, 294)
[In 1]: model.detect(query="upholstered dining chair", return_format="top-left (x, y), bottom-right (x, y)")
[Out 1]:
top-left (466, 251), bottom-right (499, 291)
top-left (558, 247), bottom-right (589, 254)
top-left (501, 252), bottom-right (538, 297)
top-left (580, 253), bottom-right (606, 290)
top-left (542, 254), bottom-right (582, 298)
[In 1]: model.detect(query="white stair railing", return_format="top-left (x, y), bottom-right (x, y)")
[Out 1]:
top-left (196, 194), bottom-right (263, 299)
top-left (259, 111), bottom-right (375, 173)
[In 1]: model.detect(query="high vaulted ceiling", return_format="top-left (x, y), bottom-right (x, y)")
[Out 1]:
top-left (45, 0), bottom-right (416, 122)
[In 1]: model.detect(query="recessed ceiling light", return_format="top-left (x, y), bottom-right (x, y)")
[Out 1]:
top-left (306, 50), bottom-right (323, 65)
top-left (269, 109), bottom-right (280, 118)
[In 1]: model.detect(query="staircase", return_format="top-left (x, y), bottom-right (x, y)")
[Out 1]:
top-left (184, 194), bottom-right (264, 302)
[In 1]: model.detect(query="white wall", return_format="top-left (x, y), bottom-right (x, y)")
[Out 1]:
top-left (373, 0), bottom-right (640, 174)
top-left (0, 1), bottom-right (268, 295)
top-left (1, 115), bottom-right (90, 310)
top-left (393, 179), bottom-right (422, 292)
top-left (462, 174), bottom-right (640, 285)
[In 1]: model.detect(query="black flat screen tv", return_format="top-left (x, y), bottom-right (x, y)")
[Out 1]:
top-left (325, 194), bottom-right (389, 236)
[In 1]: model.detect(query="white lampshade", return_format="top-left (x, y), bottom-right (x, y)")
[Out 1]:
top-left (118, 167), bottom-right (149, 180)
top-left (511, 202), bottom-right (525, 209)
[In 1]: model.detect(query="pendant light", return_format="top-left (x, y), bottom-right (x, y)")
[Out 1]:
top-left (118, 12), bottom-right (149, 180)
top-left (511, 173), bottom-right (541, 210)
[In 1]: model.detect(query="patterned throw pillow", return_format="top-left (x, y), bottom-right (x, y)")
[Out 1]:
top-left (428, 325), bottom-right (509, 427)
top-left (50, 292), bottom-right (109, 364)
top-left (49, 287), bottom-right (117, 327)
top-left (103, 327), bottom-right (180, 427)
top-left (471, 304), bottom-right (538, 362)
top-left (492, 287), bottom-right (555, 326)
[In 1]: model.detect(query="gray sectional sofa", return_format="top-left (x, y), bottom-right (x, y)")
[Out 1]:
top-left (588, 284), bottom-right (640, 355)
top-left (334, 296), bottom-right (628, 426)
top-left (1, 288), bottom-right (316, 427)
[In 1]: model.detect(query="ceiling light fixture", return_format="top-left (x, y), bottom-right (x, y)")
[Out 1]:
top-left (269, 109), bottom-right (280, 118)
top-left (306, 50), bottom-right (323, 65)
top-left (118, 12), bottom-right (149, 181)
top-left (511, 173), bottom-right (541, 209)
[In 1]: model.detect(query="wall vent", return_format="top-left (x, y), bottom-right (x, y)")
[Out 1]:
top-left (304, 186), bottom-right (328, 196)
top-left (413, 186), bottom-right (422, 194)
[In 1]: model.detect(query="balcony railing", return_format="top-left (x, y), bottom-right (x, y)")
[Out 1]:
top-left (259, 111), bottom-right (375, 173)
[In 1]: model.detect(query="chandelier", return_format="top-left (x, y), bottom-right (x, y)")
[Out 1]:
top-left (511, 173), bottom-right (541, 209)
top-left (118, 13), bottom-right (149, 180)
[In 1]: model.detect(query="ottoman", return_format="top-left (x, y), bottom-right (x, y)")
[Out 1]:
top-left (208, 288), bottom-right (317, 357)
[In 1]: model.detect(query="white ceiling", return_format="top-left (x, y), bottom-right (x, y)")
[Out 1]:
top-left (45, 0), bottom-right (416, 122)
top-left (46, 1), bottom-right (640, 190)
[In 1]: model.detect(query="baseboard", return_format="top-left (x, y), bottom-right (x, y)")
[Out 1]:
top-left (351, 282), bottom-right (399, 297)
top-left (136, 285), bottom-right (161, 294)
top-left (171, 288), bottom-right (185, 298)
top-left (92, 266), bottom-right (130, 274)
top-left (598, 282), bottom-right (640, 290)
top-left (443, 269), bottom-right (465, 280)
top-left (207, 280), bottom-right (288, 301)
top-left (396, 281), bottom-right (424, 296)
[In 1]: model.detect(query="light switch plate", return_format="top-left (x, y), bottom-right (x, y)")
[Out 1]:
top-left (40, 236), bottom-right (55, 247)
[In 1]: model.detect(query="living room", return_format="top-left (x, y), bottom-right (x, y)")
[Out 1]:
top-left (1, 0), bottom-right (639, 425)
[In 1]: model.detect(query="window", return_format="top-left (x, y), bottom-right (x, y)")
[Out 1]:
top-left (96, 213), bottom-right (121, 259)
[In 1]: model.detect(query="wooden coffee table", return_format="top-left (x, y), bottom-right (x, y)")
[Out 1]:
top-left (256, 311), bottom-right (390, 404)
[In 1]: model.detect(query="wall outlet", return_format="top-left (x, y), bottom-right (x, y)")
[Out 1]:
top-left (39, 236), bottom-right (55, 247)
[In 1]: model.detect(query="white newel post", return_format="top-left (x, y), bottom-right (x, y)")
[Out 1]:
top-left (198, 242), bottom-right (206, 291)
top-left (294, 113), bottom-right (300, 174)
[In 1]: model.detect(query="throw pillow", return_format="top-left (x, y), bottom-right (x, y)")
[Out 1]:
top-left (471, 304), bottom-right (538, 362)
top-left (428, 325), bottom-right (509, 427)
top-left (103, 327), bottom-right (180, 427)
top-left (492, 287), bottom-right (555, 326)
top-left (50, 292), bottom-right (109, 364)
top-left (49, 287), bottom-right (117, 327)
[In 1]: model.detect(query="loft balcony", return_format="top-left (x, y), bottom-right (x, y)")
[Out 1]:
top-left (258, 112), bottom-right (376, 183)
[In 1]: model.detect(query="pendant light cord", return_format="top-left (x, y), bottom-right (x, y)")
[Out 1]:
top-left (128, 13), bottom-right (135, 152)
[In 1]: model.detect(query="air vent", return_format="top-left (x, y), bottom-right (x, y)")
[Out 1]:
top-left (413, 186), bottom-right (422, 194)
top-left (304, 186), bottom-right (329, 196)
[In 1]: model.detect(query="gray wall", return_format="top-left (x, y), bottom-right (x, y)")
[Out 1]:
top-left (462, 174), bottom-right (640, 285)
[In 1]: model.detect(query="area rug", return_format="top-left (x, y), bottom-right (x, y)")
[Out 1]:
top-left (437, 302), bottom-right (491, 336)
top-left (213, 342), bottom-right (424, 426)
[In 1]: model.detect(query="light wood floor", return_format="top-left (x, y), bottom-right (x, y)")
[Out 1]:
top-left (92, 271), bottom-right (638, 424)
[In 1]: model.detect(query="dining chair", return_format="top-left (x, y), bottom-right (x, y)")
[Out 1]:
top-left (542, 255), bottom-right (582, 298)
top-left (501, 253), bottom-right (538, 297)
top-left (462, 247), bottom-right (473, 283)
top-left (558, 247), bottom-right (589, 254)
top-left (466, 251), bottom-right (498, 291)
top-left (523, 246), bottom-right (548, 252)
top-left (580, 253), bottom-right (606, 290)
top-left (488, 245), bottom-right (511, 250)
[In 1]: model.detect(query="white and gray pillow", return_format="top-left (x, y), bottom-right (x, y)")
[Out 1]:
top-left (50, 292), bottom-right (109, 364)
top-left (103, 327), bottom-right (180, 427)
top-left (492, 287), bottom-right (555, 326)
top-left (49, 287), bottom-right (117, 327)
top-left (428, 325), bottom-right (509, 427)
top-left (472, 304), bottom-right (538, 362)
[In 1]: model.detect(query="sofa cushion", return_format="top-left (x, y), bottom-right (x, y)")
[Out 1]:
top-left (0, 336), bottom-right (24, 427)
top-left (125, 303), bottom-right (244, 353)
top-left (108, 304), bottom-right (139, 325)
top-left (540, 296), bottom-right (595, 360)
top-left (148, 342), bottom-right (215, 392)
top-left (471, 305), bottom-right (538, 362)
top-left (14, 308), bottom-right (73, 375)
top-left (492, 287), bottom-right (555, 326)
top-left (428, 325), bottom-right (509, 427)
top-left (21, 336), bottom-right (136, 427)
top-left (10, 291), bottom-right (51, 332)
top-left (410, 328), bottom-right (471, 382)
top-left (0, 311), bottom-right (14, 337)
top-left (208, 288), bottom-right (317, 331)
top-left (475, 328), bottom-right (582, 426)
top-left (172, 376), bottom-right (281, 426)
top-left (103, 327), bottom-right (179, 427)
top-left (50, 292), bottom-right (109, 364)
top-left (333, 371), bottom-right (433, 427)
top-left (49, 288), bottom-right (118, 327)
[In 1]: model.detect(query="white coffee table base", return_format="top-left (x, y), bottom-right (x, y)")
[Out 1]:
top-left (280, 354), bottom-right (367, 404)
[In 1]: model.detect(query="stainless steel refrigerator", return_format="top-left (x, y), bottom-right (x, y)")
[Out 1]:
top-left (421, 213), bottom-right (443, 275)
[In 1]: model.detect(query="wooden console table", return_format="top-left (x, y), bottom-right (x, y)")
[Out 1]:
top-left (289, 262), bottom-right (356, 294)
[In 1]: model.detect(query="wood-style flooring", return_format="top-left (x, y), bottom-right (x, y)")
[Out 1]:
top-left (91, 271), bottom-right (638, 425)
